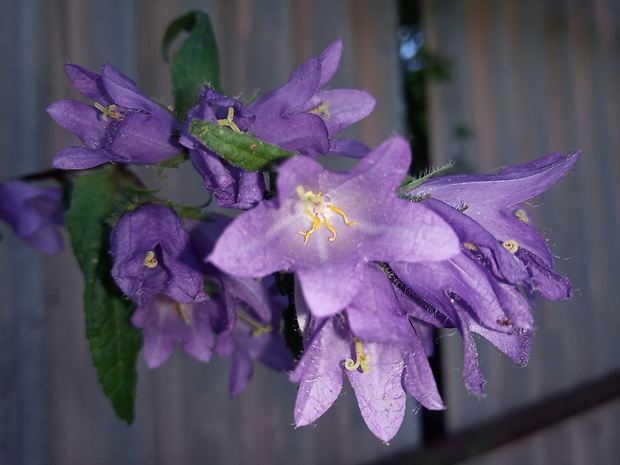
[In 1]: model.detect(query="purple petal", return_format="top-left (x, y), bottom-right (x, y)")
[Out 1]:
top-left (328, 138), bottom-right (371, 158)
top-left (402, 331), bottom-right (445, 410)
top-left (291, 320), bottom-right (347, 427)
top-left (52, 146), bottom-right (122, 170)
top-left (347, 265), bottom-right (412, 343)
top-left (346, 342), bottom-right (407, 443)
top-left (101, 64), bottom-right (169, 117)
top-left (408, 151), bottom-right (579, 211)
top-left (229, 348), bottom-right (254, 397)
top-left (307, 89), bottom-right (376, 136)
top-left (318, 39), bottom-right (343, 87)
top-left (46, 100), bottom-right (108, 148)
top-left (111, 112), bottom-right (181, 163)
top-left (249, 58), bottom-right (322, 117)
top-left (64, 64), bottom-right (111, 104)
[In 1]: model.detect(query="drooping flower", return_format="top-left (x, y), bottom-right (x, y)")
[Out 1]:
top-left (404, 152), bottom-right (579, 299)
top-left (179, 88), bottom-right (265, 209)
top-left (47, 64), bottom-right (181, 169)
top-left (188, 214), bottom-right (294, 396)
top-left (387, 151), bottom-right (579, 394)
top-left (110, 203), bottom-right (208, 305)
top-left (208, 136), bottom-right (460, 318)
top-left (391, 257), bottom-right (533, 395)
top-left (131, 293), bottom-right (216, 369)
top-left (0, 180), bottom-right (64, 253)
top-left (211, 274), bottom-right (295, 397)
top-left (292, 264), bottom-right (444, 443)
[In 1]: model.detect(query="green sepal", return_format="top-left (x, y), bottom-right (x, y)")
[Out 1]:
top-left (190, 120), bottom-right (296, 172)
top-left (399, 163), bottom-right (454, 200)
top-left (163, 11), bottom-right (221, 119)
top-left (65, 166), bottom-right (142, 424)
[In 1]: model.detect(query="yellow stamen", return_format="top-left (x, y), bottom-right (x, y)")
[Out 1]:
top-left (463, 242), bottom-right (479, 252)
top-left (309, 101), bottom-right (330, 120)
top-left (94, 102), bottom-right (122, 121)
top-left (174, 302), bottom-right (191, 325)
top-left (237, 312), bottom-right (273, 336)
top-left (328, 205), bottom-right (356, 226)
top-left (217, 107), bottom-right (242, 133)
top-left (144, 250), bottom-right (158, 268)
top-left (515, 209), bottom-right (529, 224)
top-left (298, 213), bottom-right (321, 244)
top-left (296, 186), bottom-right (356, 245)
top-left (344, 338), bottom-right (371, 373)
top-left (503, 239), bottom-right (519, 254)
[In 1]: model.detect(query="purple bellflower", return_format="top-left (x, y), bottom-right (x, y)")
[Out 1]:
top-left (180, 89), bottom-right (264, 209)
top-left (208, 136), bottom-right (460, 318)
top-left (47, 64), bottom-right (181, 169)
top-left (246, 39), bottom-right (376, 157)
top-left (292, 264), bottom-right (444, 443)
top-left (0, 181), bottom-right (64, 253)
top-left (110, 203), bottom-right (208, 305)
top-left (131, 294), bottom-right (216, 369)
top-left (189, 215), bottom-right (294, 397)
top-left (388, 151), bottom-right (578, 394)
top-left (211, 274), bottom-right (294, 397)
top-left (404, 152), bottom-right (579, 300)
top-left (180, 39), bottom-right (375, 208)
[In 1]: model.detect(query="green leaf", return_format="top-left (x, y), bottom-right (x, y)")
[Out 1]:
top-left (163, 11), bottom-right (221, 118)
top-left (66, 167), bottom-right (142, 423)
top-left (190, 120), bottom-right (296, 172)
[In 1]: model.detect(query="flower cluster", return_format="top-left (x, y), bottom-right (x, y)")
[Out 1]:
top-left (1, 27), bottom-right (578, 442)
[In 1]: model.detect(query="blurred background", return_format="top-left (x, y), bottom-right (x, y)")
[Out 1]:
top-left (1, 0), bottom-right (619, 464)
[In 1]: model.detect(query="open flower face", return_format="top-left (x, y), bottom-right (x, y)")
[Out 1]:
top-left (110, 203), bottom-right (208, 305)
top-left (208, 136), bottom-right (460, 317)
top-left (47, 64), bottom-right (181, 169)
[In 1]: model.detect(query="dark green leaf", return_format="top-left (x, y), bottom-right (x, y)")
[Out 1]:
top-left (66, 167), bottom-right (142, 423)
top-left (190, 120), bottom-right (296, 172)
top-left (164, 11), bottom-right (221, 118)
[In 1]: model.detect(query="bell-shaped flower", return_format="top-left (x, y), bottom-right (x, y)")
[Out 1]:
top-left (247, 39), bottom-right (376, 158)
top-left (47, 64), bottom-right (181, 169)
top-left (292, 265), bottom-right (444, 443)
top-left (208, 136), bottom-right (460, 318)
top-left (0, 181), bottom-right (64, 253)
top-left (188, 214), bottom-right (295, 396)
top-left (404, 152), bottom-right (579, 299)
top-left (131, 293), bottom-right (216, 369)
top-left (391, 257), bottom-right (532, 396)
top-left (110, 203), bottom-right (208, 305)
top-left (180, 88), bottom-right (264, 209)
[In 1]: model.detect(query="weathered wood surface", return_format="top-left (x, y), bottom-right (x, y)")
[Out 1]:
top-left (0, 1), bottom-right (417, 464)
top-left (424, 0), bottom-right (620, 463)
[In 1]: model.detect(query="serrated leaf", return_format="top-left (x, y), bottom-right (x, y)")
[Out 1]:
top-left (66, 167), bottom-right (142, 423)
top-left (190, 120), bottom-right (296, 172)
top-left (164, 11), bottom-right (221, 118)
